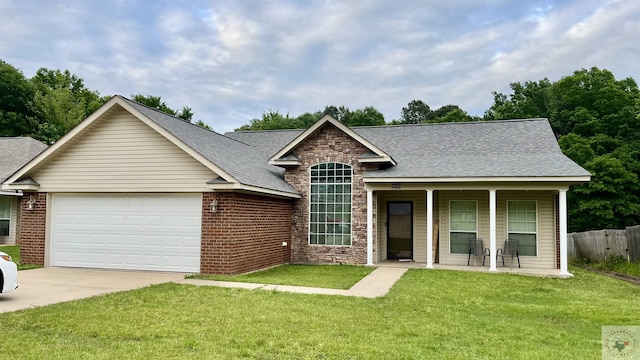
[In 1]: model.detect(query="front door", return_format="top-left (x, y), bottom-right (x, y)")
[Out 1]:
top-left (387, 202), bottom-right (413, 260)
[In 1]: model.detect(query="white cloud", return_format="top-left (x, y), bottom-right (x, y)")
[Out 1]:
top-left (1, 0), bottom-right (639, 133)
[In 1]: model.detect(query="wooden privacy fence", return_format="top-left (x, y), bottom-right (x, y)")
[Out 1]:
top-left (568, 225), bottom-right (640, 262)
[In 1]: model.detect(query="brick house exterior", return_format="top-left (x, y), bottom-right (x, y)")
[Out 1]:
top-left (201, 192), bottom-right (293, 274)
top-left (2, 95), bottom-right (590, 276)
top-left (16, 192), bottom-right (47, 265)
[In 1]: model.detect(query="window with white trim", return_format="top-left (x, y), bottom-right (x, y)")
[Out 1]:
top-left (0, 197), bottom-right (11, 237)
top-left (309, 163), bottom-right (352, 246)
top-left (449, 200), bottom-right (477, 254)
top-left (507, 200), bottom-right (537, 256)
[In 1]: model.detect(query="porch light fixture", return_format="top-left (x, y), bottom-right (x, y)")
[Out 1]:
top-left (27, 195), bottom-right (37, 210)
top-left (210, 199), bottom-right (218, 213)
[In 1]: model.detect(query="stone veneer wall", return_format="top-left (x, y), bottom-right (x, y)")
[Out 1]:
top-left (17, 192), bottom-right (47, 265)
top-left (284, 124), bottom-right (378, 265)
top-left (200, 192), bottom-right (293, 274)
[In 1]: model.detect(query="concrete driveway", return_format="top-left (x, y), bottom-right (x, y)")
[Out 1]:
top-left (0, 267), bottom-right (185, 313)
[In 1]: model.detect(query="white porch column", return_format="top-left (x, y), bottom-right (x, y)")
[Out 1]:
top-left (489, 189), bottom-right (497, 271)
top-left (366, 189), bottom-right (374, 266)
top-left (426, 189), bottom-right (434, 268)
top-left (559, 189), bottom-right (569, 275)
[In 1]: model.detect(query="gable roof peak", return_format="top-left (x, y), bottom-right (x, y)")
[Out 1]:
top-left (268, 115), bottom-right (396, 167)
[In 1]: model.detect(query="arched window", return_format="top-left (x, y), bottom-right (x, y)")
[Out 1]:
top-left (309, 163), bottom-right (352, 246)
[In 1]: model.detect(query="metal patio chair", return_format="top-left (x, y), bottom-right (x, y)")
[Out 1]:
top-left (496, 239), bottom-right (521, 269)
top-left (467, 238), bottom-right (490, 267)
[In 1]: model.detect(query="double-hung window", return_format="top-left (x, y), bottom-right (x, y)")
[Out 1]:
top-left (0, 197), bottom-right (11, 237)
top-left (309, 163), bottom-right (352, 246)
top-left (507, 200), bottom-right (537, 256)
top-left (449, 200), bottom-right (477, 254)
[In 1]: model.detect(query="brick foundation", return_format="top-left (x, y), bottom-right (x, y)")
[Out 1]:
top-left (200, 192), bottom-right (293, 274)
top-left (17, 192), bottom-right (47, 266)
top-left (284, 124), bottom-right (378, 265)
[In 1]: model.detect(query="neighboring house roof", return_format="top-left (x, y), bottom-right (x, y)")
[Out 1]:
top-left (227, 118), bottom-right (591, 182)
top-left (0, 137), bottom-right (47, 183)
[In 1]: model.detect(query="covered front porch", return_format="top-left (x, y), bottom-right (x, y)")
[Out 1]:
top-left (364, 184), bottom-right (572, 277)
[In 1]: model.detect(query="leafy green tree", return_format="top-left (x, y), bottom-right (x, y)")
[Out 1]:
top-left (347, 106), bottom-right (385, 126)
top-left (321, 105), bottom-right (386, 127)
top-left (235, 110), bottom-right (305, 131)
top-left (550, 68), bottom-right (639, 139)
top-left (558, 133), bottom-right (595, 165)
top-left (569, 155), bottom-right (640, 231)
top-left (30, 68), bottom-right (107, 144)
top-left (401, 100), bottom-right (431, 124)
top-left (236, 105), bottom-right (385, 131)
top-left (297, 112), bottom-right (323, 128)
top-left (131, 94), bottom-right (193, 122)
top-left (437, 107), bottom-right (474, 123)
top-left (484, 79), bottom-right (553, 121)
top-left (322, 105), bottom-right (351, 124)
top-left (489, 67), bottom-right (640, 231)
top-left (0, 60), bottom-right (35, 136)
top-left (195, 120), bottom-right (212, 130)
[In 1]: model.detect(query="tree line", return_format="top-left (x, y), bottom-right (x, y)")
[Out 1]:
top-left (0, 60), bottom-right (210, 145)
top-left (1, 58), bottom-right (638, 232)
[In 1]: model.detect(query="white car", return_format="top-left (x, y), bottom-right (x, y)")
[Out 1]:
top-left (0, 251), bottom-right (18, 293)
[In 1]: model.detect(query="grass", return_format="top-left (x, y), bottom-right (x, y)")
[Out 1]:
top-left (2, 267), bottom-right (639, 359)
top-left (189, 264), bottom-right (375, 289)
top-left (572, 256), bottom-right (640, 277)
top-left (0, 245), bottom-right (40, 270)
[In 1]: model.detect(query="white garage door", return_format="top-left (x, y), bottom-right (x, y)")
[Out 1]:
top-left (50, 194), bottom-right (201, 272)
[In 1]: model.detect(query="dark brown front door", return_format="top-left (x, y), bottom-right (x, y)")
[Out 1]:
top-left (387, 202), bottom-right (413, 260)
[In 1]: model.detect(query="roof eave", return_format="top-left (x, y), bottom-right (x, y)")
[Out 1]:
top-left (268, 159), bottom-right (302, 167)
top-left (2, 183), bottom-right (40, 191)
top-left (207, 182), bottom-right (300, 199)
top-left (363, 175), bottom-right (592, 183)
top-left (0, 189), bottom-right (23, 196)
top-left (358, 156), bottom-right (396, 166)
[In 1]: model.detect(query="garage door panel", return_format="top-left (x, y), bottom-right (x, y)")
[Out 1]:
top-left (50, 194), bottom-right (201, 272)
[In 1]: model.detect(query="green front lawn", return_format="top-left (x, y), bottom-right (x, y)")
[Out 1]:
top-left (191, 264), bottom-right (375, 289)
top-left (2, 267), bottom-right (638, 359)
top-left (0, 245), bottom-right (40, 270)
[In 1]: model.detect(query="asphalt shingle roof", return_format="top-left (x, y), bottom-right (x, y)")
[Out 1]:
top-left (0, 137), bottom-right (47, 182)
top-left (227, 119), bottom-right (590, 179)
top-left (119, 96), bottom-right (299, 195)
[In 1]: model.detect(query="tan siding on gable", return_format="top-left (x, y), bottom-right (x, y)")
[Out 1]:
top-left (32, 109), bottom-right (218, 192)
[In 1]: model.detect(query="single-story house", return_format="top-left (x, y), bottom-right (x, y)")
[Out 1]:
top-left (0, 137), bottom-right (47, 245)
top-left (2, 96), bottom-right (590, 275)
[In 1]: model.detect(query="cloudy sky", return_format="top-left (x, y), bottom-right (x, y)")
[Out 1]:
top-left (1, 1), bottom-right (638, 133)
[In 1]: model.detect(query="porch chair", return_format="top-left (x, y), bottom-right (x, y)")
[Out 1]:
top-left (467, 238), bottom-right (490, 267)
top-left (496, 239), bottom-right (520, 269)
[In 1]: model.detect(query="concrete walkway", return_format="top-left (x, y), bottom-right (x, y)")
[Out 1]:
top-left (178, 266), bottom-right (407, 298)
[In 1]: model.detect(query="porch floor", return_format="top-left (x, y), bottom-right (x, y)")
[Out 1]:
top-left (375, 260), bottom-right (573, 278)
